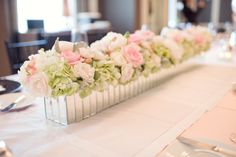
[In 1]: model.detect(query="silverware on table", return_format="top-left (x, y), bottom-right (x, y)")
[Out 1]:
top-left (177, 136), bottom-right (236, 157)
top-left (0, 95), bottom-right (26, 112)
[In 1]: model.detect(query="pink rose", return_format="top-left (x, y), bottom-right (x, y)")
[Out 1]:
top-left (123, 43), bottom-right (144, 68)
top-left (195, 35), bottom-right (205, 45)
top-left (128, 30), bottom-right (155, 44)
top-left (186, 26), bottom-right (208, 45)
top-left (26, 56), bottom-right (37, 75)
top-left (56, 41), bottom-right (81, 65)
top-left (61, 51), bottom-right (81, 65)
top-left (173, 34), bottom-right (183, 43)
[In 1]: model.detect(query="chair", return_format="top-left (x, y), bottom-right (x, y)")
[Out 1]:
top-left (42, 31), bottom-right (71, 49)
top-left (5, 39), bottom-right (47, 74)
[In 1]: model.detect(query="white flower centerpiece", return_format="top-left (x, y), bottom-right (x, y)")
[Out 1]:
top-left (18, 26), bottom-right (212, 125)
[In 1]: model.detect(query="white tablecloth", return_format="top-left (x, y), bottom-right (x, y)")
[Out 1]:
top-left (1, 52), bottom-right (236, 157)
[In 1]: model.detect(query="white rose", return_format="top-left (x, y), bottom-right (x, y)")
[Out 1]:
top-left (120, 64), bottom-right (134, 83)
top-left (25, 72), bottom-right (51, 97)
top-left (106, 32), bottom-right (127, 51)
top-left (73, 62), bottom-right (95, 83)
top-left (52, 41), bottom-right (74, 52)
top-left (90, 32), bottom-right (127, 53)
top-left (79, 47), bottom-right (94, 59)
top-left (100, 32), bottom-right (128, 51)
top-left (91, 48), bottom-right (105, 60)
top-left (110, 51), bottom-right (127, 66)
top-left (90, 40), bottom-right (108, 52)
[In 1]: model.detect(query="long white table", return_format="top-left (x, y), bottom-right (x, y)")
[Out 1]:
top-left (1, 49), bottom-right (236, 157)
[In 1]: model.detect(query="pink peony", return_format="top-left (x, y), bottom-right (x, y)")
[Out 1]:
top-left (128, 30), bottom-right (155, 44)
top-left (123, 43), bottom-right (144, 68)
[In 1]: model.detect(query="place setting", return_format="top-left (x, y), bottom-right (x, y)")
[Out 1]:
top-left (158, 82), bottom-right (236, 157)
top-left (159, 136), bottom-right (236, 157)
top-left (0, 79), bottom-right (35, 113)
top-left (0, 79), bottom-right (21, 95)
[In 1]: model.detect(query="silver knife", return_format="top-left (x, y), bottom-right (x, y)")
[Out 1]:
top-left (177, 136), bottom-right (236, 157)
top-left (1, 95), bottom-right (26, 112)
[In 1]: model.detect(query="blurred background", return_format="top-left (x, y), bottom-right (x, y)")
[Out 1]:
top-left (0, 0), bottom-right (234, 76)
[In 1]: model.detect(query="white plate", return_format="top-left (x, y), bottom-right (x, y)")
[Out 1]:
top-left (0, 93), bottom-right (35, 110)
top-left (161, 138), bottom-right (236, 157)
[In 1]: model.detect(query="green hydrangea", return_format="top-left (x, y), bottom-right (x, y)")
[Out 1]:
top-left (142, 53), bottom-right (159, 77)
top-left (153, 44), bottom-right (174, 68)
top-left (93, 60), bottom-right (121, 91)
top-left (44, 61), bottom-right (80, 97)
top-left (79, 83), bottom-right (94, 98)
top-left (181, 40), bottom-right (195, 61)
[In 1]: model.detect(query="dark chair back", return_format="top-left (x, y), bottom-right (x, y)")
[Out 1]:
top-left (5, 39), bottom-right (47, 74)
top-left (42, 31), bottom-right (71, 49)
top-left (86, 29), bottom-right (110, 45)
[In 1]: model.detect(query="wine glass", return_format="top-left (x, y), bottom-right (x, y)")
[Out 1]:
top-left (71, 28), bottom-right (88, 44)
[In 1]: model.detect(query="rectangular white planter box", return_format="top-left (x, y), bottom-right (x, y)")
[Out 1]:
top-left (44, 65), bottom-right (181, 125)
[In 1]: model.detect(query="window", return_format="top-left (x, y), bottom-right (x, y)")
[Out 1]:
top-left (17, 0), bottom-right (69, 33)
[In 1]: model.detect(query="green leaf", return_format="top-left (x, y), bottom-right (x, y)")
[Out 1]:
top-left (53, 38), bottom-right (61, 53)
top-left (124, 31), bottom-right (130, 38)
